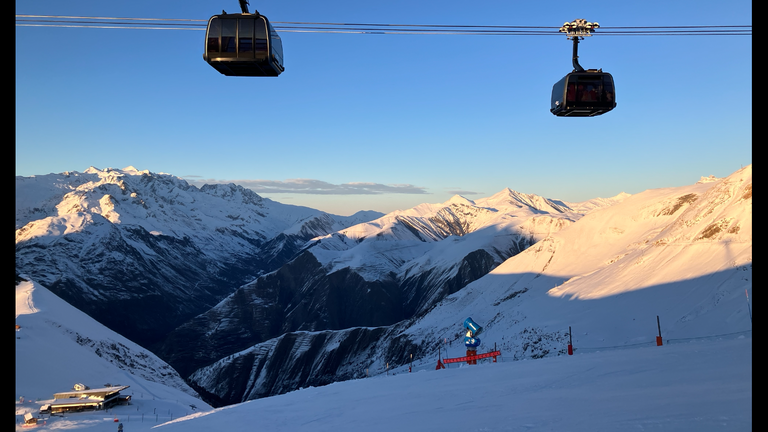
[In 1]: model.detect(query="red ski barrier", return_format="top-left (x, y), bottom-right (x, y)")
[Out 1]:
top-left (442, 350), bottom-right (501, 364)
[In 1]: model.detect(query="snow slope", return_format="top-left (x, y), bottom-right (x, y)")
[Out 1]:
top-left (398, 165), bottom-right (752, 363)
top-left (160, 335), bottom-right (752, 432)
top-left (15, 278), bottom-right (213, 427)
top-left (16, 277), bottom-right (751, 432)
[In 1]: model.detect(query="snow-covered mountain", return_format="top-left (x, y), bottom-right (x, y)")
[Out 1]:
top-left (183, 165), bottom-right (751, 406)
top-left (398, 164), bottom-right (751, 356)
top-left (157, 186), bottom-right (603, 389)
top-left (16, 163), bottom-right (751, 415)
top-left (15, 166), bottom-right (383, 349)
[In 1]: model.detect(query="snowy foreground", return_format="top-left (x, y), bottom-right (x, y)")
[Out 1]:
top-left (160, 339), bottom-right (751, 432)
top-left (16, 264), bottom-right (752, 432)
top-left (18, 329), bottom-right (752, 431)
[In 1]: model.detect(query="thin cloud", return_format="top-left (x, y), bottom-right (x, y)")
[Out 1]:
top-left (445, 189), bottom-right (484, 196)
top-left (185, 178), bottom-right (429, 195)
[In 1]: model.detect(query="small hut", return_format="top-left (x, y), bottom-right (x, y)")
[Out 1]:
top-left (23, 413), bottom-right (38, 425)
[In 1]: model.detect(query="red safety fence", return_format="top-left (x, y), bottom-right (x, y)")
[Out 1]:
top-left (442, 350), bottom-right (501, 364)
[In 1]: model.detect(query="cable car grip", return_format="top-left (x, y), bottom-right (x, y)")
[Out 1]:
top-left (238, 0), bottom-right (260, 17)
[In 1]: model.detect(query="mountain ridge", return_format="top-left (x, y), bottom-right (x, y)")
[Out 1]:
top-left (15, 166), bottom-right (385, 349)
top-left (182, 165), bottom-right (751, 405)
top-left (16, 164), bottom-right (748, 409)
top-left (154, 176), bottom-right (639, 404)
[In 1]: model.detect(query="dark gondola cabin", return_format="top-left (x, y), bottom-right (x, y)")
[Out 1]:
top-left (204, 13), bottom-right (284, 76)
top-left (551, 71), bottom-right (616, 117)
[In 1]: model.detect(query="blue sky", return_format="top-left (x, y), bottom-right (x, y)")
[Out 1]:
top-left (16, 1), bottom-right (751, 215)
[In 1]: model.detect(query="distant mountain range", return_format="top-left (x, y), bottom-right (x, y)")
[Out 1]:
top-left (16, 166), bottom-right (382, 348)
top-left (16, 165), bottom-right (751, 408)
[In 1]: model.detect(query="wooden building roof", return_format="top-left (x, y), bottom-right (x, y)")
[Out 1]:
top-left (53, 385), bottom-right (130, 400)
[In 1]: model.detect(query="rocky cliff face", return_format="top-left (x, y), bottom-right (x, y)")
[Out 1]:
top-left (157, 251), bottom-right (405, 378)
top-left (187, 327), bottom-right (391, 405)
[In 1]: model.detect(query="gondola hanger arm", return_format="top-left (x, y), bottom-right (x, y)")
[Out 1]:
top-left (239, 0), bottom-right (260, 17)
top-left (560, 19), bottom-right (599, 72)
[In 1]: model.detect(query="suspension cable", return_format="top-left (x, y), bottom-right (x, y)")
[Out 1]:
top-left (15, 15), bottom-right (752, 36)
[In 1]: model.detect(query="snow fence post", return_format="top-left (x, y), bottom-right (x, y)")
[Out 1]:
top-left (656, 316), bottom-right (663, 346)
top-left (436, 344), bottom-right (446, 369)
top-left (568, 326), bottom-right (573, 355)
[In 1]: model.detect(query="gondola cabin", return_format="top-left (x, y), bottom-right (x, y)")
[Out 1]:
top-left (204, 13), bottom-right (284, 76)
top-left (550, 71), bottom-right (616, 117)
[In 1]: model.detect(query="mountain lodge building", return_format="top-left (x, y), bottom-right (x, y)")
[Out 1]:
top-left (45, 385), bottom-right (131, 413)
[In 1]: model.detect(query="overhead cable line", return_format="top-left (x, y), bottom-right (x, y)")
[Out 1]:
top-left (15, 15), bottom-right (752, 36)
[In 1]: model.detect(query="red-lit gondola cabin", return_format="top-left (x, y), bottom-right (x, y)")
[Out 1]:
top-left (551, 70), bottom-right (616, 117)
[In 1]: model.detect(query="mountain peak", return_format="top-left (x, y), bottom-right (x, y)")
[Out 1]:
top-left (697, 175), bottom-right (721, 184)
top-left (446, 194), bottom-right (475, 206)
top-left (199, 182), bottom-right (265, 206)
top-left (479, 188), bottom-right (572, 214)
top-left (121, 165), bottom-right (151, 175)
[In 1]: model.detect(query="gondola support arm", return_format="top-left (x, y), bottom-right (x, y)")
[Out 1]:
top-left (560, 19), bottom-right (599, 72)
top-left (238, 0), bottom-right (260, 16)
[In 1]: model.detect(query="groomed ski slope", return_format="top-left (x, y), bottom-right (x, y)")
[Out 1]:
top-left (155, 335), bottom-right (750, 432)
